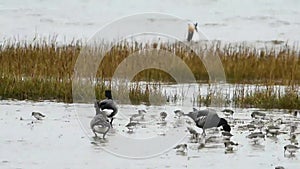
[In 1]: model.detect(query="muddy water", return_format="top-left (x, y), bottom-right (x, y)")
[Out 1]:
top-left (0, 100), bottom-right (299, 169)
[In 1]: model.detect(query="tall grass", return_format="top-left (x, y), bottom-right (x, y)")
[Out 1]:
top-left (0, 38), bottom-right (299, 108)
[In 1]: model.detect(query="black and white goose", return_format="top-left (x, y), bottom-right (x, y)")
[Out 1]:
top-left (96, 90), bottom-right (118, 126)
top-left (32, 112), bottom-right (45, 120)
top-left (185, 109), bottom-right (231, 136)
top-left (90, 102), bottom-right (111, 139)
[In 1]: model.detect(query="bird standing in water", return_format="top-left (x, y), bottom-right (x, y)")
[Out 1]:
top-left (187, 23), bottom-right (198, 42)
top-left (90, 102), bottom-right (111, 139)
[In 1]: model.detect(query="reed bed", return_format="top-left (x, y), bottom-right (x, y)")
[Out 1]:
top-left (0, 38), bottom-right (300, 108)
top-left (194, 84), bottom-right (300, 109)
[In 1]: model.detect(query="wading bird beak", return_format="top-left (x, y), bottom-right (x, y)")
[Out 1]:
top-left (194, 23), bottom-right (198, 32)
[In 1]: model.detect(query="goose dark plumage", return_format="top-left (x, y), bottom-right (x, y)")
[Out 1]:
top-left (96, 90), bottom-right (118, 126)
top-left (185, 109), bottom-right (231, 135)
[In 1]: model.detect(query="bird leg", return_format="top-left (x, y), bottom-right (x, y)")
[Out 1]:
top-left (110, 118), bottom-right (114, 127)
top-left (93, 132), bottom-right (98, 138)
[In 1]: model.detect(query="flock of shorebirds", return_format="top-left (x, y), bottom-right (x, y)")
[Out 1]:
top-left (87, 91), bottom-right (300, 159)
top-left (29, 90), bottom-right (300, 168)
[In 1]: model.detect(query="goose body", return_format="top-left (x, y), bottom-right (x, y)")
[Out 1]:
top-left (90, 112), bottom-right (111, 139)
top-left (97, 90), bottom-right (118, 126)
top-left (184, 109), bottom-right (231, 136)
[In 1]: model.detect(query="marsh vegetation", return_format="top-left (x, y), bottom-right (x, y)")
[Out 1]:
top-left (0, 38), bottom-right (299, 108)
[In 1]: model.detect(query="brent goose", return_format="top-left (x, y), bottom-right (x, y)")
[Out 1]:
top-left (96, 90), bottom-right (118, 126)
top-left (186, 109), bottom-right (231, 136)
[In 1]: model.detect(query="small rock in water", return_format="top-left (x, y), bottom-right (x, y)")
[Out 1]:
top-left (275, 166), bottom-right (285, 169)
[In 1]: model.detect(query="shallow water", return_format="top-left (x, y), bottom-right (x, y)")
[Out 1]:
top-left (1, 100), bottom-right (300, 169)
top-left (0, 0), bottom-right (299, 43)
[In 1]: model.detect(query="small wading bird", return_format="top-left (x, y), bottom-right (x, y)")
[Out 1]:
top-left (221, 109), bottom-right (234, 118)
top-left (174, 144), bottom-right (188, 153)
top-left (224, 140), bottom-right (238, 153)
top-left (31, 112), bottom-right (45, 120)
top-left (284, 144), bottom-right (299, 156)
top-left (187, 22), bottom-right (198, 42)
top-left (125, 121), bottom-right (139, 133)
top-left (266, 125), bottom-right (281, 137)
top-left (247, 132), bottom-right (265, 144)
top-left (187, 127), bottom-right (200, 141)
top-left (174, 110), bottom-right (184, 118)
top-left (96, 90), bottom-right (118, 126)
top-left (251, 111), bottom-right (266, 119)
top-left (130, 109), bottom-right (147, 123)
top-left (90, 102), bottom-right (111, 139)
top-left (160, 111), bottom-right (167, 121)
top-left (222, 131), bottom-right (233, 140)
